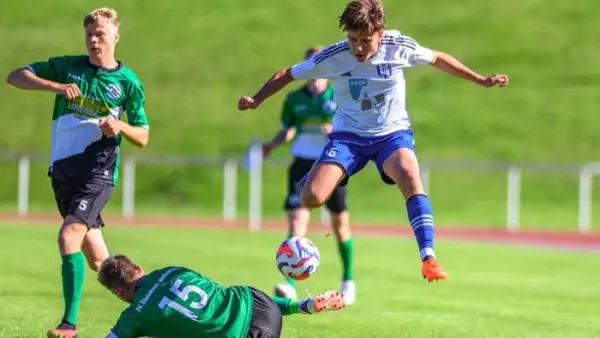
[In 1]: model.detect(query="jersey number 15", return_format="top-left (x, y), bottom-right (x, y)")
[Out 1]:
top-left (158, 278), bottom-right (208, 321)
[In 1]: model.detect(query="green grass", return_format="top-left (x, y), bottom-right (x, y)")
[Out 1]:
top-left (0, 223), bottom-right (598, 337)
top-left (1, 0), bottom-right (600, 228)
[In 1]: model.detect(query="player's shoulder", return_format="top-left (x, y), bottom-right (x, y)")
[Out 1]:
top-left (118, 64), bottom-right (144, 86)
top-left (381, 29), bottom-right (418, 51)
top-left (312, 39), bottom-right (351, 65)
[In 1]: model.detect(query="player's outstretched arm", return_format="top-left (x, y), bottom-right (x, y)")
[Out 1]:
top-left (430, 51), bottom-right (509, 87)
top-left (238, 67), bottom-right (294, 110)
top-left (6, 68), bottom-right (79, 98)
top-left (263, 127), bottom-right (296, 157)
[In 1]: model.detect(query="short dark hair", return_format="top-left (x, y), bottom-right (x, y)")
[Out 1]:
top-left (338, 0), bottom-right (386, 34)
top-left (98, 255), bottom-right (142, 290)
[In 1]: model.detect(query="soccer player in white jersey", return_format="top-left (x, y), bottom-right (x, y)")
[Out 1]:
top-left (238, 0), bottom-right (509, 283)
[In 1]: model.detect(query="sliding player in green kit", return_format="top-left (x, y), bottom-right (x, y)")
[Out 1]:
top-left (6, 8), bottom-right (149, 338)
top-left (99, 255), bottom-right (345, 338)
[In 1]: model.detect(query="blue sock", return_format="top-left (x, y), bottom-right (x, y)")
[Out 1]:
top-left (406, 194), bottom-right (435, 260)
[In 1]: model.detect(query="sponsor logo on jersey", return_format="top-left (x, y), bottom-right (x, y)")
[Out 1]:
top-left (67, 96), bottom-right (111, 118)
top-left (67, 73), bottom-right (86, 82)
top-left (348, 79), bottom-right (368, 101)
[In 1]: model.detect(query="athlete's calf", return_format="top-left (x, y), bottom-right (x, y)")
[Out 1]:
top-left (381, 148), bottom-right (425, 199)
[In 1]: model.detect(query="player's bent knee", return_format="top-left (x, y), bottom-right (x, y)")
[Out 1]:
top-left (58, 216), bottom-right (88, 253)
top-left (300, 187), bottom-right (327, 209)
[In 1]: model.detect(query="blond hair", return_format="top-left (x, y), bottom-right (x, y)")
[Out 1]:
top-left (83, 7), bottom-right (120, 28)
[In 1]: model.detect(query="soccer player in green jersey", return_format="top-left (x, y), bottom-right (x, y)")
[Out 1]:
top-left (262, 46), bottom-right (355, 305)
top-left (6, 8), bottom-right (149, 338)
top-left (99, 255), bottom-right (346, 338)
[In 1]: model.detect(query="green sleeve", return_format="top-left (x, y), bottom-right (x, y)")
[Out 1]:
top-left (108, 309), bottom-right (144, 338)
top-left (125, 81), bottom-right (149, 128)
top-left (280, 96), bottom-right (295, 129)
top-left (26, 56), bottom-right (66, 82)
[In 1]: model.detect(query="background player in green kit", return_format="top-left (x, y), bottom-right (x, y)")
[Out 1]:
top-left (262, 46), bottom-right (355, 305)
top-left (99, 255), bottom-right (346, 338)
top-left (5, 8), bottom-right (149, 338)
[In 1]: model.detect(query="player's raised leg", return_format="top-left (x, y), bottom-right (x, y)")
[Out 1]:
top-left (325, 186), bottom-right (355, 305)
top-left (379, 138), bottom-right (447, 282)
top-left (299, 162), bottom-right (346, 209)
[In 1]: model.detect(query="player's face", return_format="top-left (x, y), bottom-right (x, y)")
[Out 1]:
top-left (346, 30), bottom-right (384, 62)
top-left (85, 21), bottom-right (119, 58)
top-left (112, 288), bottom-right (133, 303)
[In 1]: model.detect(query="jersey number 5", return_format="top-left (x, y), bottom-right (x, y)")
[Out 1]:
top-left (158, 279), bottom-right (208, 321)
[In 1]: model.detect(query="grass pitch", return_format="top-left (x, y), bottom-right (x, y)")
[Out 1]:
top-left (0, 223), bottom-right (597, 337)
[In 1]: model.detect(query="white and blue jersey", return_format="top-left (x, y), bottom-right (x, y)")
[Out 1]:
top-left (290, 30), bottom-right (434, 185)
top-left (290, 30), bottom-right (434, 137)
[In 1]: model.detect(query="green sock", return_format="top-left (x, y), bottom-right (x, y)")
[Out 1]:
top-left (337, 238), bottom-right (354, 281)
top-left (61, 252), bottom-right (85, 325)
top-left (270, 296), bottom-right (300, 316)
top-left (285, 276), bottom-right (296, 287)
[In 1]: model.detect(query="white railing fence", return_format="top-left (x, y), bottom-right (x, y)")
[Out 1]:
top-left (5, 148), bottom-right (600, 234)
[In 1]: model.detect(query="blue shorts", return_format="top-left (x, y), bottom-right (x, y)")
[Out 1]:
top-left (315, 130), bottom-right (416, 186)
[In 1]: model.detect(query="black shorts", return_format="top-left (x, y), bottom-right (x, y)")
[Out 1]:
top-left (285, 157), bottom-right (348, 213)
top-left (246, 287), bottom-right (282, 338)
top-left (51, 177), bottom-right (114, 229)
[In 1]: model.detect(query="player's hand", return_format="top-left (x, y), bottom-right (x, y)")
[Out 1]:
top-left (238, 96), bottom-right (259, 111)
top-left (322, 123), bottom-right (333, 135)
top-left (262, 143), bottom-right (274, 158)
top-left (98, 118), bottom-right (122, 137)
top-left (53, 83), bottom-right (81, 99)
top-left (478, 74), bottom-right (509, 88)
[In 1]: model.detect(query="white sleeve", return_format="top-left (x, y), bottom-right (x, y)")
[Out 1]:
top-left (290, 42), bottom-right (347, 80)
top-left (409, 44), bottom-right (435, 66)
top-left (105, 332), bottom-right (118, 338)
top-left (394, 35), bottom-right (435, 67)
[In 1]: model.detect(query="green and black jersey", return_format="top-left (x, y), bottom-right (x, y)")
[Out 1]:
top-left (27, 55), bottom-right (149, 185)
top-left (280, 85), bottom-right (336, 159)
top-left (107, 266), bottom-right (254, 338)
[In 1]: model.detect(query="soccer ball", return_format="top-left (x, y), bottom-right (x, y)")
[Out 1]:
top-left (276, 237), bottom-right (320, 281)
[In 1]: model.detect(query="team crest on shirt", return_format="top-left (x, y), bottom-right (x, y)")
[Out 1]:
top-left (105, 84), bottom-right (123, 100)
top-left (376, 64), bottom-right (393, 79)
top-left (348, 79), bottom-right (368, 101)
top-left (322, 100), bottom-right (337, 113)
